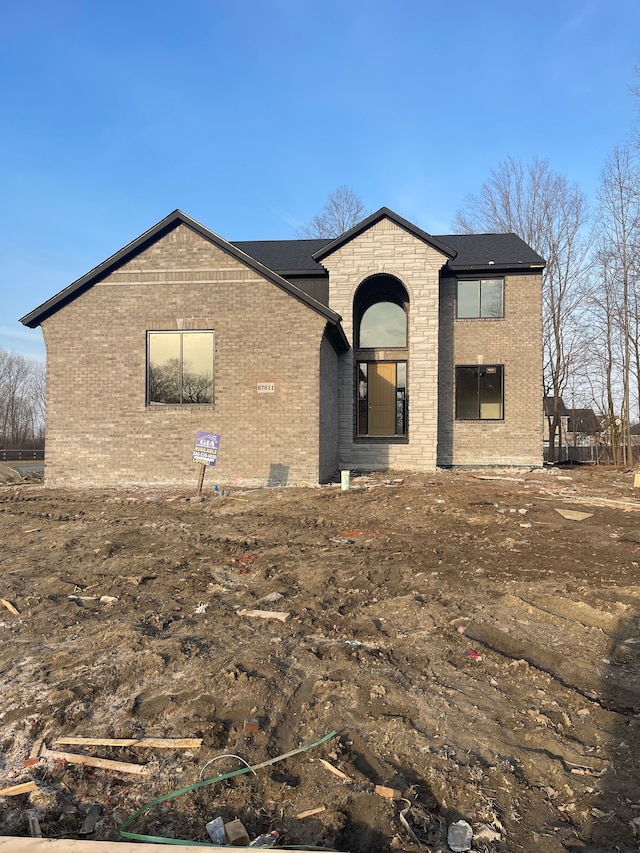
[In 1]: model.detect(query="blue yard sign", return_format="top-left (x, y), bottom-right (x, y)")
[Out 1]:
top-left (193, 431), bottom-right (220, 466)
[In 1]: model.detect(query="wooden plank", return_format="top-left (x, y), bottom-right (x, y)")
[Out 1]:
top-left (318, 758), bottom-right (350, 780)
top-left (296, 806), bottom-right (326, 819)
top-left (0, 781), bottom-right (38, 796)
top-left (52, 737), bottom-right (202, 749)
top-left (237, 608), bottom-right (291, 622)
top-left (375, 785), bottom-right (402, 799)
top-left (0, 839), bottom-right (333, 853)
top-left (43, 747), bottom-right (149, 776)
top-left (29, 737), bottom-right (45, 760)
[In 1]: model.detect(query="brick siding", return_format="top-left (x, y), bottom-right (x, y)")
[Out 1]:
top-left (41, 224), bottom-right (330, 487)
top-left (39, 217), bottom-right (543, 486)
top-left (437, 272), bottom-right (543, 466)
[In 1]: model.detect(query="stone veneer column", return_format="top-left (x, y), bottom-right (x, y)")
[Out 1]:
top-left (320, 218), bottom-right (448, 473)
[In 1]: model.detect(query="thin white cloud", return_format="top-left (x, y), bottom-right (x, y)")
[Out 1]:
top-left (270, 204), bottom-right (303, 234)
top-left (0, 325), bottom-right (45, 362)
top-left (558, 0), bottom-right (598, 35)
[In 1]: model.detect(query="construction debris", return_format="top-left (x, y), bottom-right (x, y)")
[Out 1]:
top-left (236, 608), bottom-right (291, 622)
top-left (52, 736), bottom-right (202, 749)
top-left (42, 745), bottom-right (150, 776)
top-left (1, 598), bottom-right (19, 616)
top-left (0, 781), bottom-right (38, 796)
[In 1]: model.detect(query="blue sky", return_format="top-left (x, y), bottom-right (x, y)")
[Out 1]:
top-left (2, 0), bottom-right (639, 361)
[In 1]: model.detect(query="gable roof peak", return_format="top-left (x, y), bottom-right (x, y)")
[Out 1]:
top-left (20, 209), bottom-right (346, 338)
top-left (312, 207), bottom-right (457, 262)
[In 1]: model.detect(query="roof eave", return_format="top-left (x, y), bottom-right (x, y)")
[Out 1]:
top-left (275, 268), bottom-right (329, 278)
top-left (324, 320), bottom-right (349, 353)
top-left (20, 210), bottom-right (341, 329)
top-left (20, 210), bottom-right (194, 328)
top-left (446, 263), bottom-right (546, 273)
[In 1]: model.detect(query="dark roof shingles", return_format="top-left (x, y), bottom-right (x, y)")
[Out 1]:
top-left (431, 233), bottom-right (544, 269)
top-left (233, 239), bottom-right (331, 273)
top-left (234, 233), bottom-right (544, 275)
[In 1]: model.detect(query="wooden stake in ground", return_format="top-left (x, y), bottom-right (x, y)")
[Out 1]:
top-left (195, 464), bottom-right (206, 496)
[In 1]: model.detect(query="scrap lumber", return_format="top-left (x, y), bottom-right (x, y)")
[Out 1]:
top-left (296, 806), bottom-right (326, 819)
top-left (318, 758), bottom-right (350, 780)
top-left (0, 839), bottom-right (323, 852)
top-left (374, 785), bottom-right (402, 799)
top-left (237, 608), bottom-right (291, 623)
top-left (0, 781), bottom-right (38, 796)
top-left (52, 736), bottom-right (202, 749)
top-left (29, 737), bottom-right (45, 760)
top-left (42, 746), bottom-right (149, 776)
top-left (0, 598), bottom-right (19, 616)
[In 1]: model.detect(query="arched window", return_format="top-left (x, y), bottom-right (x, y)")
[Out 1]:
top-left (354, 276), bottom-right (408, 438)
top-left (359, 301), bottom-right (407, 348)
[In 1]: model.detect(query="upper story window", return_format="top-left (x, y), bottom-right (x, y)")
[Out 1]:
top-left (147, 331), bottom-right (214, 405)
top-left (359, 301), bottom-right (407, 348)
top-left (457, 278), bottom-right (504, 319)
top-left (354, 275), bottom-right (409, 439)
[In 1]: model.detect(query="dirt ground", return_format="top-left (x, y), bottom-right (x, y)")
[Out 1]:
top-left (1, 464), bottom-right (640, 852)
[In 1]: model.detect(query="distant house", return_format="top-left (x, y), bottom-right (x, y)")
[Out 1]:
top-left (545, 397), bottom-right (602, 462)
top-left (21, 207), bottom-right (545, 487)
top-left (543, 396), bottom-right (570, 452)
top-left (567, 408), bottom-right (602, 445)
top-left (629, 423), bottom-right (640, 446)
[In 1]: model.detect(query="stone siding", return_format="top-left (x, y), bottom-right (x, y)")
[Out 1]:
top-left (321, 218), bottom-right (448, 472)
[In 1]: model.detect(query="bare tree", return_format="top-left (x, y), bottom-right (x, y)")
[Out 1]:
top-left (0, 348), bottom-right (45, 447)
top-left (297, 186), bottom-right (367, 239)
top-left (594, 144), bottom-right (640, 463)
top-left (582, 248), bottom-right (626, 463)
top-left (454, 157), bottom-right (592, 462)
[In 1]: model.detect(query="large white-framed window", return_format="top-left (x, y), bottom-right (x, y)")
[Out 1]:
top-left (147, 331), bottom-right (214, 405)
